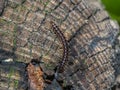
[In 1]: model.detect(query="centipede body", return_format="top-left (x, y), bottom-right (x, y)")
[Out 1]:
top-left (50, 21), bottom-right (68, 73)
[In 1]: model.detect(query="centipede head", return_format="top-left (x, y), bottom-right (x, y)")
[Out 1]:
top-left (49, 21), bottom-right (57, 28)
top-left (59, 68), bottom-right (64, 73)
top-left (54, 66), bottom-right (64, 73)
top-left (50, 21), bottom-right (54, 24)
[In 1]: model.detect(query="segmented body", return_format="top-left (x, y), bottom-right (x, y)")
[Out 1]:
top-left (50, 21), bottom-right (68, 73)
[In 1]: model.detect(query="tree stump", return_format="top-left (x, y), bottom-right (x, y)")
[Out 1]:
top-left (0, 0), bottom-right (119, 90)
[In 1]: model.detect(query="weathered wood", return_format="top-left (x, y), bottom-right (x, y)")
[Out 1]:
top-left (0, 0), bottom-right (119, 90)
top-left (0, 61), bottom-right (27, 90)
top-left (0, 0), bottom-right (5, 16)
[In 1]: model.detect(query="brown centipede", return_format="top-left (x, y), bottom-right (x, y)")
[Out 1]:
top-left (50, 21), bottom-right (68, 73)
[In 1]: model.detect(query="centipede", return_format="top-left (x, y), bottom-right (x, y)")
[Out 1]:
top-left (50, 21), bottom-right (68, 73)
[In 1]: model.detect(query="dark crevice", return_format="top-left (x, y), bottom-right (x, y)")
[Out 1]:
top-left (68, 61), bottom-right (74, 66)
top-left (0, 49), bottom-right (14, 61)
top-left (96, 17), bottom-right (110, 23)
top-left (61, 0), bottom-right (82, 23)
top-left (92, 8), bottom-right (101, 16)
top-left (111, 85), bottom-right (117, 90)
top-left (44, 74), bottom-right (55, 82)
top-left (37, 16), bottom-right (46, 30)
top-left (68, 23), bottom-right (87, 43)
top-left (52, 0), bottom-right (63, 11)
top-left (69, 66), bottom-right (86, 77)
top-left (91, 8), bottom-right (110, 23)
top-left (87, 8), bottom-right (100, 19)
top-left (88, 47), bottom-right (108, 58)
top-left (63, 85), bottom-right (74, 90)
top-left (70, 0), bottom-right (82, 5)
top-left (0, 0), bottom-right (7, 16)
top-left (21, 0), bottom-right (26, 4)
top-left (69, 68), bottom-right (80, 76)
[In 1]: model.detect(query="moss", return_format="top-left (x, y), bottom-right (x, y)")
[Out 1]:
top-left (8, 67), bottom-right (14, 79)
top-left (21, 0), bottom-right (26, 4)
top-left (0, 18), bottom-right (6, 23)
top-left (13, 25), bottom-right (18, 47)
top-left (40, 0), bottom-right (44, 4)
top-left (44, 63), bottom-right (55, 70)
top-left (0, 18), bottom-right (11, 25)
top-left (29, 43), bottom-right (33, 57)
top-left (118, 32), bottom-right (120, 36)
top-left (14, 80), bottom-right (19, 88)
top-left (44, 9), bottom-right (52, 15)
top-left (63, 80), bottom-right (67, 87)
top-left (8, 1), bottom-right (19, 8)
top-left (44, 0), bottom-right (50, 7)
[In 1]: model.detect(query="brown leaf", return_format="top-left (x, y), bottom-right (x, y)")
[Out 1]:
top-left (27, 63), bottom-right (44, 90)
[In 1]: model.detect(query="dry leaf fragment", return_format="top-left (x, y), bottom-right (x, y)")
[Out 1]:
top-left (27, 63), bottom-right (44, 90)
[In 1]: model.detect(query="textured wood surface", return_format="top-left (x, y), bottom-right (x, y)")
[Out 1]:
top-left (0, 0), bottom-right (119, 90)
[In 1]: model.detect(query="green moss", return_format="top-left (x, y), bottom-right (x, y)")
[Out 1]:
top-left (63, 80), bottom-right (67, 87)
top-left (14, 4), bottom-right (27, 13)
top-left (44, 9), bottom-right (52, 15)
top-left (0, 18), bottom-right (6, 23)
top-left (40, 0), bottom-right (43, 3)
top-left (14, 80), bottom-right (19, 88)
top-left (44, 0), bottom-right (50, 7)
top-left (0, 18), bottom-right (11, 25)
top-left (44, 63), bottom-right (54, 70)
top-left (13, 25), bottom-right (17, 47)
top-left (21, 0), bottom-right (26, 4)
top-left (29, 43), bottom-right (33, 57)
top-left (8, 67), bottom-right (14, 79)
